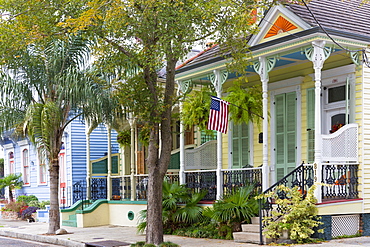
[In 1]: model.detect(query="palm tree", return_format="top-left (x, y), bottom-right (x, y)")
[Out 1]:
top-left (0, 174), bottom-right (23, 202)
top-left (0, 35), bottom-right (113, 234)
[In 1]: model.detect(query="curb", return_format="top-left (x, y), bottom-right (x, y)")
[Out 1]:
top-left (0, 230), bottom-right (86, 247)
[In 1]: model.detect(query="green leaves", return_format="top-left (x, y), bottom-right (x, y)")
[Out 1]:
top-left (224, 78), bottom-right (263, 126)
top-left (257, 185), bottom-right (323, 243)
top-left (181, 87), bottom-right (213, 132)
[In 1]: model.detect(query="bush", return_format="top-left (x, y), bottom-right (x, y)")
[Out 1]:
top-left (256, 185), bottom-right (323, 244)
top-left (159, 242), bottom-right (179, 247)
top-left (203, 185), bottom-right (259, 239)
top-left (1, 201), bottom-right (26, 212)
top-left (28, 200), bottom-right (50, 209)
top-left (130, 242), bottom-right (145, 247)
top-left (17, 195), bottom-right (39, 205)
top-left (20, 206), bottom-right (38, 220)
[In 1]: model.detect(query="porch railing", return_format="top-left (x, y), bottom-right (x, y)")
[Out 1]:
top-left (184, 140), bottom-right (217, 170)
top-left (259, 162), bottom-right (314, 245)
top-left (185, 170), bottom-right (217, 201)
top-left (321, 163), bottom-right (359, 200)
top-left (322, 123), bottom-right (358, 163)
top-left (222, 167), bottom-right (263, 195)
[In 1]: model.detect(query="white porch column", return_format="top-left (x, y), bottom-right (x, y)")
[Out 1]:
top-left (305, 40), bottom-right (331, 203)
top-left (254, 56), bottom-right (276, 191)
top-left (106, 125), bottom-right (112, 200)
top-left (128, 115), bottom-right (136, 201)
top-left (211, 69), bottom-right (228, 200)
top-left (177, 80), bottom-right (193, 185)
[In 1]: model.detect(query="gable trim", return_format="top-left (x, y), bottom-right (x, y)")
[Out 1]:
top-left (249, 4), bottom-right (312, 46)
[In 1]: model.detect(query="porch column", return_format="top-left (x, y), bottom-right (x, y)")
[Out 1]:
top-left (106, 124), bottom-right (112, 200)
top-left (178, 85), bottom-right (186, 185)
top-left (128, 115), bottom-right (136, 201)
top-left (305, 40), bottom-right (331, 203)
top-left (85, 122), bottom-right (93, 200)
top-left (254, 56), bottom-right (276, 191)
top-left (177, 80), bottom-right (193, 185)
top-left (211, 69), bottom-right (228, 200)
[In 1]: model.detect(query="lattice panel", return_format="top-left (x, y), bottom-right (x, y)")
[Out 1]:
top-left (332, 214), bottom-right (359, 238)
top-left (322, 123), bottom-right (358, 162)
top-left (185, 140), bottom-right (217, 170)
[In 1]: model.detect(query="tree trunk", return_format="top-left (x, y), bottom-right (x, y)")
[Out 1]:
top-left (47, 158), bottom-right (60, 234)
top-left (145, 55), bottom-right (177, 245)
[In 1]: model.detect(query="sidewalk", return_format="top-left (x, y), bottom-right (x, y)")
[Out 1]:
top-left (0, 219), bottom-right (370, 247)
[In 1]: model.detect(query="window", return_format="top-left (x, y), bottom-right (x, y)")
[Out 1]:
top-left (8, 152), bottom-right (14, 174)
top-left (231, 122), bottom-right (249, 169)
top-left (39, 150), bottom-right (47, 184)
top-left (22, 149), bottom-right (30, 185)
top-left (307, 88), bottom-right (315, 164)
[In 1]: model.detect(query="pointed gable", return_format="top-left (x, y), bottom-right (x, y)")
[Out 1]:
top-left (264, 15), bottom-right (298, 39)
top-left (249, 4), bottom-right (311, 46)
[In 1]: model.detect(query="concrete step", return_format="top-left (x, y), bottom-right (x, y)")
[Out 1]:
top-left (62, 220), bottom-right (77, 227)
top-left (241, 224), bottom-right (259, 233)
top-left (251, 217), bottom-right (260, 224)
top-left (233, 232), bottom-right (272, 244)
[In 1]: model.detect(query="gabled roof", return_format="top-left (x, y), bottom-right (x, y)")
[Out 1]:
top-left (176, 0), bottom-right (370, 74)
top-left (287, 0), bottom-right (370, 37)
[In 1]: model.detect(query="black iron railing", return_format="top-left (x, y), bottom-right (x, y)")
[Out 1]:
top-left (321, 163), bottom-right (359, 200)
top-left (112, 177), bottom-right (122, 199)
top-left (259, 162), bottom-right (314, 245)
top-left (222, 168), bottom-right (262, 196)
top-left (91, 177), bottom-right (107, 200)
top-left (185, 170), bottom-right (217, 201)
top-left (72, 179), bottom-right (90, 210)
top-left (122, 176), bottom-right (131, 199)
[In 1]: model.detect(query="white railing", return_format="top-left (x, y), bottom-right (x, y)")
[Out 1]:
top-left (185, 140), bottom-right (217, 170)
top-left (321, 123), bottom-right (358, 163)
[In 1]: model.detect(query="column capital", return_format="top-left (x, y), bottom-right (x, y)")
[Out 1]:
top-left (304, 40), bottom-right (331, 70)
top-left (209, 70), bottom-right (228, 94)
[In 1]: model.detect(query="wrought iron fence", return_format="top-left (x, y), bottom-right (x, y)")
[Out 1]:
top-left (259, 162), bottom-right (314, 245)
top-left (185, 170), bottom-right (217, 201)
top-left (321, 163), bottom-right (359, 200)
top-left (135, 175), bottom-right (149, 200)
top-left (122, 176), bottom-right (131, 199)
top-left (72, 179), bottom-right (86, 205)
top-left (91, 177), bottom-right (107, 200)
top-left (111, 177), bottom-right (122, 199)
top-left (222, 167), bottom-right (263, 195)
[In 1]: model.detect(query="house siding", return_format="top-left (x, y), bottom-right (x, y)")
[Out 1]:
top-left (362, 61), bottom-right (370, 211)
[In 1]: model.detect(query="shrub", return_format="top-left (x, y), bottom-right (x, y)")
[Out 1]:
top-left (20, 206), bottom-right (38, 220)
top-left (203, 185), bottom-right (259, 239)
top-left (256, 185), bottom-right (323, 244)
top-left (17, 195), bottom-right (39, 205)
top-left (130, 242), bottom-right (145, 247)
top-left (1, 201), bottom-right (26, 213)
top-left (159, 242), bottom-right (179, 247)
top-left (28, 200), bottom-right (50, 209)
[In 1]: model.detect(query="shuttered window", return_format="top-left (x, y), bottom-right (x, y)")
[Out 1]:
top-left (307, 88), bottom-right (315, 164)
top-left (275, 92), bottom-right (296, 181)
top-left (232, 122), bottom-right (249, 168)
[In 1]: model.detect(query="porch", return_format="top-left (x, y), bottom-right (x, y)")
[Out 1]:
top-left (69, 122), bottom-right (359, 204)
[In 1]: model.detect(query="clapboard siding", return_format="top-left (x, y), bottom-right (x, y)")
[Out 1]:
top-left (361, 60), bottom-right (370, 211)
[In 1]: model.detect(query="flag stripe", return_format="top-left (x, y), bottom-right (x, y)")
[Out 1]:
top-left (207, 96), bottom-right (230, 134)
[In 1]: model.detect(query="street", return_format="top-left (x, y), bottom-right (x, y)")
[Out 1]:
top-left (0, 236), bottom-right (62, 246)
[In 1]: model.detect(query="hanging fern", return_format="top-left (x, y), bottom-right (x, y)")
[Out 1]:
top-left (181, 87), bottom-right (213, 132)
top-left (117, 130), bottom-right (131, 147)
top-left (224, 78), bottom-right (263, 126)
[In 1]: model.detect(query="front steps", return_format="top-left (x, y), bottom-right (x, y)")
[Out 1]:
top-left (62, 214), bottom-right (77, 227)
top-left (233, 217), bottom-right (271, 244)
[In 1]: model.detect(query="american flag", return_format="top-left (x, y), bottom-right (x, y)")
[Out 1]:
top-left (207, 96), bottom-right (230, 134)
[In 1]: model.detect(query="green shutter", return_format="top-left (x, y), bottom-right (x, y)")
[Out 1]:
top-left (307, 88), bottom-right (315, 164)
top-left (232, 122), bottom-right (249, 168)
top-left (275, 92), bottom-right (296, 181)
